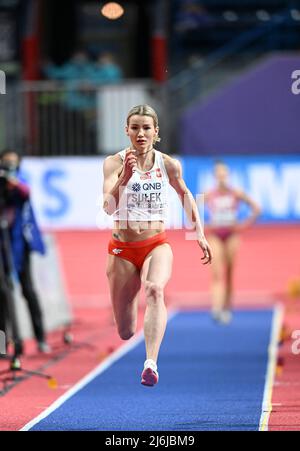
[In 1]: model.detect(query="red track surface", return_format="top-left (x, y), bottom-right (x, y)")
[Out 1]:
top-left (55, 225), bottom-right (300, 308)
top-left (0, 308), bottom-right (125, 431)
top-left (268, 298), bottom-right (300, 431)
top-left (0, 225), bottom-right (299, 430)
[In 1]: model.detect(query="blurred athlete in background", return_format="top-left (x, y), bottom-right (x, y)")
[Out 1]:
top-left (205, 161), bottom-right (260, 324)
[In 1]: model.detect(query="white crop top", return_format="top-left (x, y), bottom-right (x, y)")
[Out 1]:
top-left (112, 149), bottom-right (169, 222)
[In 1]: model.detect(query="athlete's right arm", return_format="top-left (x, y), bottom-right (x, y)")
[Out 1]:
top-left (102, 150), bottom-right (137, 215)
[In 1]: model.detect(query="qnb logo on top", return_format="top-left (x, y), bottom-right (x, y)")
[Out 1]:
top-left (291, 70), bottom-right (300, 95)
top-left (132, 183), bottom-right (141, 192)
top-left (142, 182), bottom-right (162, 191)
top-left (0, 70), bottom-right (6, 94)
top-left (131, 182), bottom-right (162, 192)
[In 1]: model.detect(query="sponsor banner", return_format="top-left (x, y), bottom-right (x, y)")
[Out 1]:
top-left (184, 155), bottom-right (300, 223)
top-left (22, 155), bottom-right (300, 230)
top-left (22, 157), bottom-right (104, 229)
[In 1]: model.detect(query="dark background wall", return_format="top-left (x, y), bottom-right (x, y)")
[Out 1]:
top-left (181, 55), bottom-right (300, 156)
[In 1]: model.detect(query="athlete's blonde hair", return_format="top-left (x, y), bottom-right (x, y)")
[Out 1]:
top-left (126, 104), bottom-right (161, 143)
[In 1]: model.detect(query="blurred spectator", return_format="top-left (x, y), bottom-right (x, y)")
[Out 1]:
top-left (0, 149), bottom-right (50, 354)
top-left (43, 49), bottom-right (93, 82)
top-left (42, 50), bottom-right (123, 110)
top-left (40, 50), bottom-right (123, 154)
top-left (175, 1), bottom-right (213, 33)
top-left (43, 50), bottom-right (122, 86)
top-left (187, 53), bottom-right (205, 68)
top-left (90, 52), bottom-right (123, 85)
top-left (43, 49), bottom-right (94, 111)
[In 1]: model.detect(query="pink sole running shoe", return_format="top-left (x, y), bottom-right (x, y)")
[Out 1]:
top-left (141, 367), bottom-right (159, 387)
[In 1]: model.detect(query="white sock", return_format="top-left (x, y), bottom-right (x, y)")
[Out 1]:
top-left (144, 359), bottom-right (157, 372)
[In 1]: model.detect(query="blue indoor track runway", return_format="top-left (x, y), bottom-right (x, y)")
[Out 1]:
top-left (25, 310), bottom-right (274, 431)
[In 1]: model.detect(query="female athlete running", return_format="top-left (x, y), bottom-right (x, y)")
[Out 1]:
top-left (103, 105), bottom-right (212, 386)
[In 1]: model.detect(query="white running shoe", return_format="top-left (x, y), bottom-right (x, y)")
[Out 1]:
top-left (141, 359), bottom-right (159, 387)
top-left (211, 308), bottom-right (232, 325)
top-left (218, 310), bottom-right (232, 325)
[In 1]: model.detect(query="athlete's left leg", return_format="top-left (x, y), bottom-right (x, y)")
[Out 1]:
top-left (141, 243), bottom-right (173, 365)
top-left (224, 233), bottom-right (240, 311)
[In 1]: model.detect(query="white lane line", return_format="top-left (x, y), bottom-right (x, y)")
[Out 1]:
top-left (259, 304), bottom-right (284, 431)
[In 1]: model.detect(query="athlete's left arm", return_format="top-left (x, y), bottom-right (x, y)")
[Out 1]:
top-left (235, 190), bottom-right (261, 230)
top-left (164, 156), bottom-right (212, 264)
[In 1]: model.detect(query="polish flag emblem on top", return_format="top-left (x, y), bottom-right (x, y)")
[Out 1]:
top-left (156, 168), bottom-right (162, 178)
top-left (141, 172), bottom-right (151, 180)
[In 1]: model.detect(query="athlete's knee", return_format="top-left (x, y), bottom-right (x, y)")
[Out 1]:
top-left (106, 265), bottom-right (113, 278)
top-left (118, 326), bottom-right (135, 341)
top-left (226, 257), bottom-right (235, 269)
top-left (145, 281), bottom-right (164, 304)
top-left (212, 268), bottom-right (223, 282)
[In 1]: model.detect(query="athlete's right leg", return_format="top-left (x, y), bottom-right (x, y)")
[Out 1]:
top-left (106, 255), bottom-right (141, 340)
top-left (209, 235), bottom-right (226, 314)
top-left (142, 243), bottom-right (173, 364)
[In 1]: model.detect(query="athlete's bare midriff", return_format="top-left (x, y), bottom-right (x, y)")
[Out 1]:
top-left (112, 220), bottom-right (165, 242)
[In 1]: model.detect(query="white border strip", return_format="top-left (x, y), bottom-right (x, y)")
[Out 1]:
top-left (20, 309), bottom-right (178, 431)
top-left (259, 304), bottom-right (284, 431)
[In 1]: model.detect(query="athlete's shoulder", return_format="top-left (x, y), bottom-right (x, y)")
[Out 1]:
top-left (103, 152), bottom-right (123, 174)
top-left (231, 187), bottom-right (244, 199)
top-left (204, 189), bottom-right (214, 201)
top-left (160, 152), bottom-right (182, 173)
